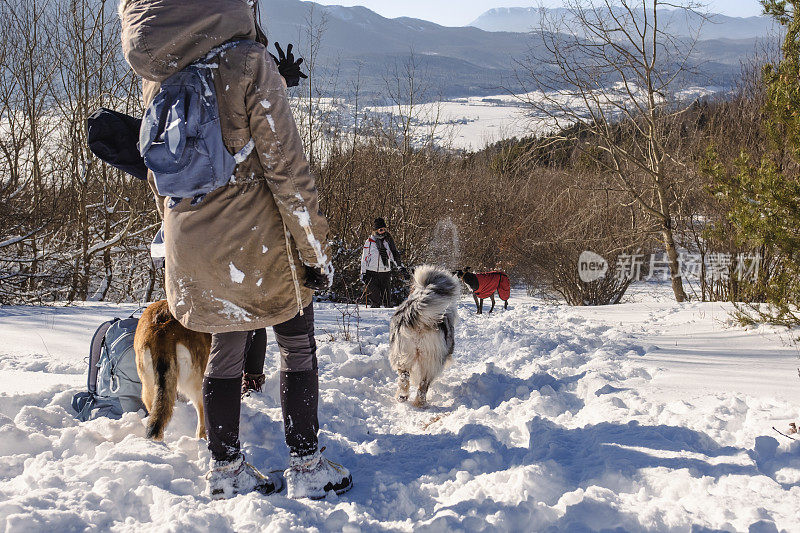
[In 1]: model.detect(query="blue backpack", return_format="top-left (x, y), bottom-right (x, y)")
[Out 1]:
top-left (139, 41), bottom-right (254, 207)
top-left (72, 314), bottom-right (146, 422)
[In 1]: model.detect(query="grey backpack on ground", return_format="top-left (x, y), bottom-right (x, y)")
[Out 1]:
top-left (72, 315), bottom-right (146, 422)
top-left (139, 41), bottom-right (253, 207)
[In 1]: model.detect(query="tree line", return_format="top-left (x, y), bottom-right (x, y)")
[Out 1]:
top-left (1, 0), bottom-right (798, 330)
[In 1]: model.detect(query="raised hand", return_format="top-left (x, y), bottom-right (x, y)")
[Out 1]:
top-left (269, 42), bottom-right (308, 88)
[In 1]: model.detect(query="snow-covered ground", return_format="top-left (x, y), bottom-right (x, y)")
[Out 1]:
top-left (1, 285), bottom-right (799, 532)
top-left (367, 96), bottom-right (533, 150)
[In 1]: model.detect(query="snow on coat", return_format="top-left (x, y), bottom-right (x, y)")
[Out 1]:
top-left (120, 0), bottom-right (331, 333)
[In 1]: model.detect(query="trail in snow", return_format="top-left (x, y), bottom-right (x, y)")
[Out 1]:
top-left (0, 286), bottom-right (799, 532)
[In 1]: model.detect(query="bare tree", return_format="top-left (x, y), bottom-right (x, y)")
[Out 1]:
top-left (515, 0), bottom-right (711, 302)
top-left (297, 4), bottom-right (331, 168)
top-left (1, 0), bottom-right (60, 296)
top-left (375, 51), bottom-right (449, 260)
top-left (0, 0), bottom-right (159, 305)
top-left (48, 0), bottom-right (149, 301)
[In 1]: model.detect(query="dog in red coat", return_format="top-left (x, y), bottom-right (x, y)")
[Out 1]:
top-left (455, 269), bottom-right (511, 314)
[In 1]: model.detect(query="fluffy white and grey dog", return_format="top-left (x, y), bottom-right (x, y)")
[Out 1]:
top-left (389, 265), bottom-right (460, 407)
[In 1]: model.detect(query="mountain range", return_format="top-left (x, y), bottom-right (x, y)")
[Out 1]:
top-left (469, 6), bottom-right (779, 40)
top-left (258, 0), bottom-right (779, 101)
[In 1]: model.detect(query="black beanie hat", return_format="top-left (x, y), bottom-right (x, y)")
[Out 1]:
top-left (374, 218), bottom-right (387, 230)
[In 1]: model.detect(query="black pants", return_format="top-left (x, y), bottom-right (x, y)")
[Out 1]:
top-left (203, 305), bottom-right (319, 462)
top-left (244, 328), bottom-right (267, 375)
top-left (364, 270), bottom-right (392, 307)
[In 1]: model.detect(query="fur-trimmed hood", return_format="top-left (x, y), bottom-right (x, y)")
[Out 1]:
top-left (120, 0), bottom-right (257, 82)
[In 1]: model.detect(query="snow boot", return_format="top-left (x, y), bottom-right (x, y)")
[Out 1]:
top-left (206, 453), bottom-right (283, 500)
top-left (285, 447), bottom-right (352, 499)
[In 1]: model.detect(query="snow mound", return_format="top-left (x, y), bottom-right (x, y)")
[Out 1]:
top-left (0, 289), bottom-right (799, 531)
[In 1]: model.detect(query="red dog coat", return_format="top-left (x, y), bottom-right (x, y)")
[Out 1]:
top-left (474, 271), bottom-right (511, 300)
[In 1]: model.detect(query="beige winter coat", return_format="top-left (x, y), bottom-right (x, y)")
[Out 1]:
top-left (120, 0), bottom-right (331, 333)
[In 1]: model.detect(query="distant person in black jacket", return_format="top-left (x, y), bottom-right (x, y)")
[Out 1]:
top-left (360, 218), bottom-right (405, 307)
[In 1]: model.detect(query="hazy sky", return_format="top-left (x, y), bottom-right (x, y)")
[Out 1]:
top-left (321, 1), bottom-right (765, 27)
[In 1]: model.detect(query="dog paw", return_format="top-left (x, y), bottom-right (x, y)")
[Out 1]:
top-left (411, 398), bottom-right (428, 409)
top-left (396, 394), bottom-right (409, 403)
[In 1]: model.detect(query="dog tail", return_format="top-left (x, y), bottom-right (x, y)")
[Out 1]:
top-left (144, 311), bottom-right (178, 441)
top-left (151, 302), bottom-right (175, 332)
top-left (393, 265), bottom-right (460, 330)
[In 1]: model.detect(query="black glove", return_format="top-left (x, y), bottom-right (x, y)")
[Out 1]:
top-left (303, 265), bottom-right (332, 291)
top-left (87, 108), bottom-right (148, 180)
top-left (269, 42), bottom-right (308, 88)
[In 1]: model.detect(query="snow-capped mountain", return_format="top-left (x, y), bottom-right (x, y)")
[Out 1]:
top-left (469, 6), bottom-right (779, 40)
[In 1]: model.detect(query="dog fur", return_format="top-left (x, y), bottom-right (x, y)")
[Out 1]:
top-left (389, 265), bottom-right (460, 408)
top-left (455, 269), bottom-right (510, 314)
top-left (133, 300), bottom-right (211, 440)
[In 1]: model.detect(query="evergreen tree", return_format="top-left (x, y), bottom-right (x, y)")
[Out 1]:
top-left (704, 0), bottom-right (800, 326)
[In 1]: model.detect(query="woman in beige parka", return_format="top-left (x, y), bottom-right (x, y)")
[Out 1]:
top-left (119, 0), bottom-right (352, 499)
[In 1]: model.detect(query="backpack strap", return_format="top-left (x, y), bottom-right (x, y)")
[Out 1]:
top-left (193, 39), bottom-right (250, 66)
top-left (194, 40), bottom-right (255, 177)
top-left (87, 319), bottom-right (118, 395)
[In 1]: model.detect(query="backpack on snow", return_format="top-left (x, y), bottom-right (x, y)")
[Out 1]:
top-left (139, 41), bottom-right (254, 207)
top-left (71, 314), bottom-right (147, 422)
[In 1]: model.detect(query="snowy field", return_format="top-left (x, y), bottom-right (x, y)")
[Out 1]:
top-left (1, 285), bottom-right (799, 532)
top-left (367, 96), bottom-right (534, 151)
top-left (364, 87), bottom-right (723, 151)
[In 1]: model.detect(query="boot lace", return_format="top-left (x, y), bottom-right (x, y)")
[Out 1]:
top-left (205, 455), bottom-right (268, 483)
top-left (293, 446), bottom-right (347, 475)
top-left (205, 455), bottom-right (244, 480)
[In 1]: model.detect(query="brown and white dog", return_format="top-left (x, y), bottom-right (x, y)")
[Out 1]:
top-left (389, 265), bottom-right (460, 408)
top-left (133, 300), bottom-right (210, 440)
